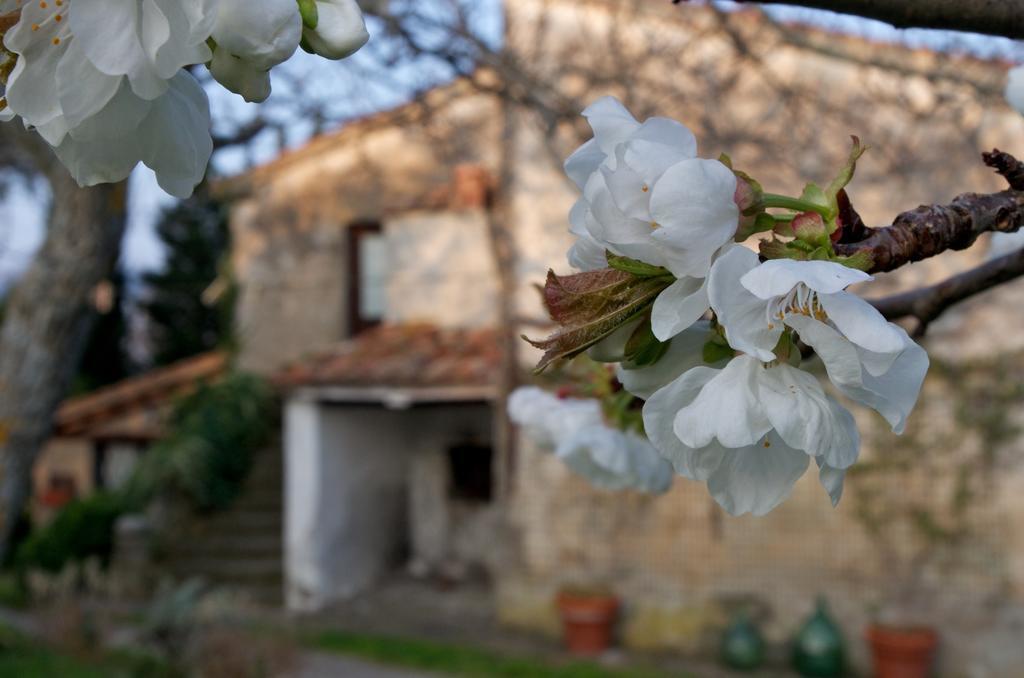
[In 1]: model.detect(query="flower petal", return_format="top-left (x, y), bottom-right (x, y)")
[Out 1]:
top-left (622, 116), bottom-right (697, 184)
top-left (758, 362), bottom-right (860, 469)
top-left (706, 431), bottom-right (809, 516)
top-left (707, 246), bottom-right (779, 362)
top-left (674, 356), bottom-right (771, 449)
top-left (564, 139), bottom-right (605, 190)
top-left (641, 366), bottom-right (723, 480)
top-left (818, 291), bottom-right (906, 355)
top-left (740, 259), bottom-right (871, 299)
top-left (648, 158), bottom-right (739, 278)
top-left (618, 321), bottom-right (714, 399)
top-left (581, 96), bottom-right (640, 157)
top-left (816, 459), bottom-right (846, 507)
top-left (651, 275), bottom-right (709, 341)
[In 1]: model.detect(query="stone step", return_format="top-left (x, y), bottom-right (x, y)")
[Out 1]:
top-left (171, 534), bottom-right (282, 558)
top-left (192, 510), bottom-right (283, 532)
top-left (166, 556), bottom-right (282, 579)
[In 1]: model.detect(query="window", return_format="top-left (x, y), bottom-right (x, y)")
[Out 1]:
top-left (347, 222), bottom-right (388, 334)
top-left (447, 443), bottom-right (494, 503)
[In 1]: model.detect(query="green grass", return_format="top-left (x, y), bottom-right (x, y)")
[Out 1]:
top-left (0, 624), bottom-right (176, 678)
top-left (308, 630), bottom-right (678, 678)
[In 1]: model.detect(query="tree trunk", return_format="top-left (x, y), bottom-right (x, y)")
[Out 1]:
top-left (486, 93), bottom-right (520, 500)
top-left (0, 167), bottom-right (127, 562)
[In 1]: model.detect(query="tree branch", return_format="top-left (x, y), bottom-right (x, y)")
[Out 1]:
top-left (834, 151), bottom-right (1024, 273)
top-left (870, 248), bottom-right (1024, 335)
top-left (730, 1), bottom-right (1024, 41)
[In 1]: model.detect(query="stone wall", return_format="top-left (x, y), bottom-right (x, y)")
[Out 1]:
top-left (228, 84), bottom-right (502, 373)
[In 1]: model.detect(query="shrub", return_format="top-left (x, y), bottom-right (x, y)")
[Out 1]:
top-left (122, 372), bottom-right (275, 513)
top-left (15, 492), bottom-right (125, 574)
top-left (14, 372), bottom-right (275, 576)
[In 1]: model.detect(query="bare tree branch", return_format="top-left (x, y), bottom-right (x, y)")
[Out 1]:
top-left (720, 0), bottom-right (1024, 41)
top-left (871, 248), bottom-right (1024, 335)
top-left (834, 151), bottom-right (1024, 273)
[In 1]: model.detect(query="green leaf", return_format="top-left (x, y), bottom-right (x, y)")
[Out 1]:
top-left (524, 268), bottom-right (671, 372)
top-left (799, 182), bottom-right (829, 211)
top-left (702, 340), bottom-right (734, 364)
top-left (834, 250), bottom-right (874, 271)
top-left (826, 135), bottom-right (867, 200)
top-left (622, 319), bottom-right (668, 368)
top-left (759, 238), bottom-right (794, 260)
top-left (606, 252), bottom-right (671, 278)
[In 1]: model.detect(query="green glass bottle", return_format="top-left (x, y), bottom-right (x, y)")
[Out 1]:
top-left (721, 611), bottom-right (765, 670)
top-left (793, 597), bottom-right (846, 677)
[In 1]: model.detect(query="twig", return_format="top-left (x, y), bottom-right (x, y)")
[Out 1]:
top-left (834, 151), bottom-right (1024, 273)
top-left (709, 1), bottom-right (1024, 41)
top-left (870, 248), bottom-right (1024, 336)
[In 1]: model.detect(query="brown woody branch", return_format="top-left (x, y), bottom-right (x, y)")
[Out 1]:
top-left (731, 1), bottom-right (1024, 41)
top-left (863, 151), bottom-right (1024, 333)
top-left (834, 151), bottom-right (1024, 273)
top-left (870, 248), bottom-right (1024, 335)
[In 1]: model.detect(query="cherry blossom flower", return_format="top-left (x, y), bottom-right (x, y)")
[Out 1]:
top-left (709, 247), bottom-right (928, 433)
top-left (508, 386), bottom-right (673, 494)
top-left (564, 96), bottom-right (739, 280)
top-left (633, 354), bottom-right (858, 515)
top-left (301, 0), bottom-right (369, 60)
top-left (1, 0), bottom-right (216, 195)
top-left (556, 425), bottom-right (673, 494)
top-left (0, 0), bottom-right (368, 195)
top-left (207, 0), bottom-right (301, 102)
top-left (564, 97), bottom-right (740, 342)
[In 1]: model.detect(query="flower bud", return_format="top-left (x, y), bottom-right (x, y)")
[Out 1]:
top-left (209, 48), bottom-right (272, 103)
top-left (212, 0), bottom-right (302, 71)
top-left (301, 0), bottom-right (369, 61)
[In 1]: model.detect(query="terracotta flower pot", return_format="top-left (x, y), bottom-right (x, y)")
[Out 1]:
top-left (866, 624), bottom-right (938, 678)
top-left (556, 591), bottom-right (619, 656)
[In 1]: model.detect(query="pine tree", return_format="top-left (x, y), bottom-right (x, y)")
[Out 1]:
top-left (72, 267), bottom-right (136, 393)
top-left (141, 189), bottom-right (234, 368)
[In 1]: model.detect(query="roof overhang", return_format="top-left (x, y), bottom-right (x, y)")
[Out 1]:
top-left (288, 385), bottom-right (496, 409)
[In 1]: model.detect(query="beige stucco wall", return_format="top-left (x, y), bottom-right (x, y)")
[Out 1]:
top-left (385, 209), bottom-right (498, 328)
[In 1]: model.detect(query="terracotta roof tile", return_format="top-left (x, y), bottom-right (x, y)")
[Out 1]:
top-left (274, 324), bottom-right (501, 389)
top-left (54, 351), bottom-right (228, 439)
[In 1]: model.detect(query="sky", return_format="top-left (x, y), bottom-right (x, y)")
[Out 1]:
top-left (0, 1), bottom-right (1021, 293)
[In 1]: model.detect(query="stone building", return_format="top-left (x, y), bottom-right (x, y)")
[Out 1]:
top-left (219, 1), bottom-right (1024, 673)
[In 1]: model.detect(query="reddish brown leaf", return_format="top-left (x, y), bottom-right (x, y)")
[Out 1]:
top-left (524, 268), bottom-right (672, 372)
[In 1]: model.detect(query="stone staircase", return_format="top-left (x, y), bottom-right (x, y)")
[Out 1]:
top-left (161, 447), bottom-right (284, 605)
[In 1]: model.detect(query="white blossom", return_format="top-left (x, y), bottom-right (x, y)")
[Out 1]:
top-left (508, 386), bottom-right (673, 494)
top-left (634, 354), bottom-right (859, 515)
top-left (564, 97), bottom-right (739, 281)
top-left (556, 425), bottom-right (673, 494)
top-left (210, 0), bottom-right (301, 70)
top-left (0, 0), bottom-right (368, 195)
top-left (708, 247), bottom-right (928, 433)
top-left (302, 0), bottom-right (369, 60)
top-left (206, 0), bottom-right (301, 102)
top-left (1, 0), bottom-right (216, 195)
